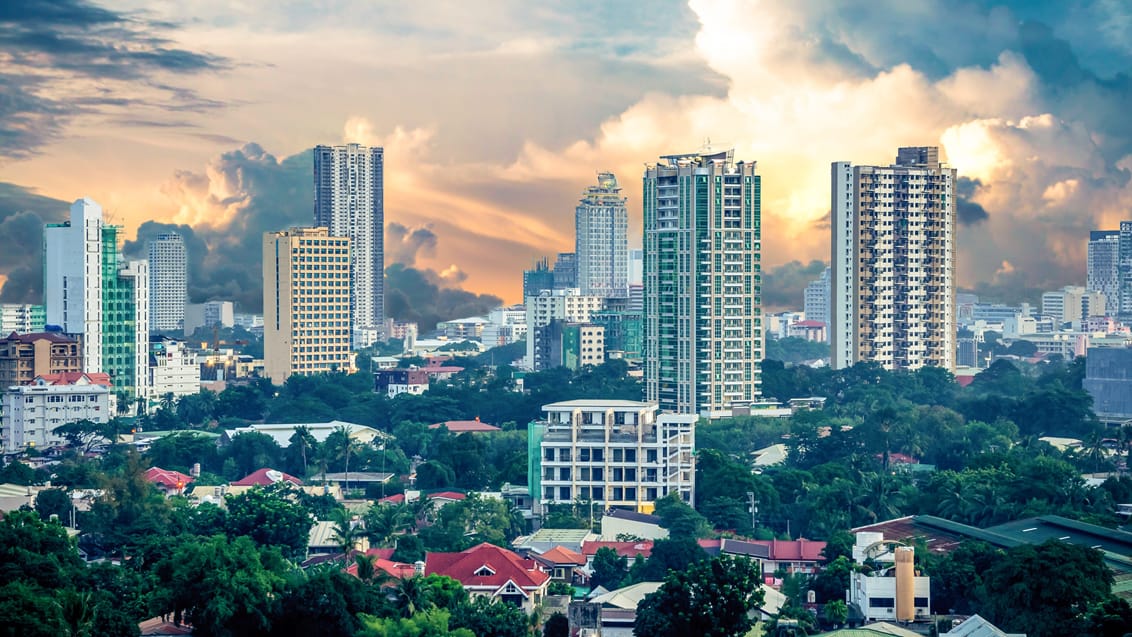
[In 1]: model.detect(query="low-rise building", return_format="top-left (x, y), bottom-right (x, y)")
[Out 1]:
top-left (150, 337), bottom-right (200, 401)
top-left (0, 332), bottom-right (83, 390)
top-left (375, 368), bottom-right (429, 397)
top-left (528, 400), bottom-right (696, 515)
top-left (847, 532), bottom-right (931, 624)
top-left (600, 509), bottom-right (668, 541)
top-left (1084, 345), bottom-right (1132, 422)
top-left (1, 372), bottom-right (112, 452)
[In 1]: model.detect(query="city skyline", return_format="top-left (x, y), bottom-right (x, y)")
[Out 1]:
top-left (2, 1), bottom-right (1132, 309)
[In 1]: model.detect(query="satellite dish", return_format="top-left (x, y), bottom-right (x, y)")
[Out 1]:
top-left (266, 469), bottom-right (283, 483)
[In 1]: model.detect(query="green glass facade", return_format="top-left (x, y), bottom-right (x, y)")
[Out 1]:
top-left (643, 150), bottom-right (763, 418)
top-left (591, 310), bottom-right (642, 360)
top-left (101, 227), bottom-right (140, 397)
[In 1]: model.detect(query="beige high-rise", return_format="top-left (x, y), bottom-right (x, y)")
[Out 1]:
top-left (831, 147), bottom-right (956, 371)
top-left (263, 228), bottom-right (353, 385)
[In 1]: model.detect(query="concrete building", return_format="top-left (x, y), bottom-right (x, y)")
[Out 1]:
top-left (1084, 346), bottom-right (1132, 422)
top-left (524, 289), bottom-right (604, 369)
top-left (150, 338), bottom-right (200, 400)
top-left (374, 368), bottom-right (429, 397)
top-left (148, 233), bottom-right (187, 332)
top-left (184, 301), bottom-right (235, 337)
top-left (482, 305), bottom-right (527, 347)
top-left (44, 198), bottom-right (105, 373)
top-left (314, 143), bottom-right (384, 344)
top-left (803, 267), bottom-right (831, 341)
top-left (847, 532), bottom-right (931, 623)
top-left (628, 249), bottom-right (644, 286)
top-left (0, 304), bottom-right (45, 334)
top-left (576, 172), bottom-right (629, 299)
top-left (591, 310), bottom-right (642, 361)
top-left (1041, 285), bottom-right (1106, 326)
top-left (263, 228), bottom-right (353, 385)
top-left (0, 332), bottom-right (83, 391)
top-left (45, 199), bottom-right (150, 400)
top-left (643, 149), bottom-right (764, 418)
top-left (437, 316), bottom-right (488, 340)
top-left (2, 372), bottom-right (112, 452)
top-left (832, 147), bottom-right (956, 371)
top-left (528, 399), bottom-right (696, 515)
top-left (531, 322), bottom-right (604, 371)
top-left (1088, 230), bottom-right (1121, 311)
top-left (1120, 221), bottom-right (1132, 320)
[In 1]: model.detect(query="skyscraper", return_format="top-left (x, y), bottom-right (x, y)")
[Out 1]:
top-left (575, 172), bottom-right (628, 298)
top-left (552, 252), bottom-right (577, 289)
top-left (1120, 221), bottom-right (1132, 320)
top-left (263, 227), bottom-right (353, 384)
top-left (314, 143), bottom-right (384, 346)
top-left (44, 198), bottom-right (150, 399)
top-left (148, 233), bottom-right (187, 331)
top-left (831, 147), bottom-right (956, 371)
top-left (522, 257), bottom-right (554, 300)
top-left (643, 149), bottom-right (763, 418)
top-left (1087, 230), bottom-right (1120, 313)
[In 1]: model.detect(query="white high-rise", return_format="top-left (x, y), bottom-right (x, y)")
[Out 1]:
top-left (314, 143), bottom-right (384, 344)
top-left (148, 233), bottom-right (187, 331)
top-left (44, 199), bottom-right (104, 372)
top-left (804, 267), bottom-right (831, 340)
top-left (576, 172), bottom-right (629, 298)
top-left (832, 147), bottom-right (956, 371)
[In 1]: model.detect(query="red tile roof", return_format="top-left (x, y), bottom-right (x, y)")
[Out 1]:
top-left (379, 493), bottom-right (406, 504)
top-left (426, 543), bottom-right (550, 591)
top-left (536, 545), bottom-right (586, 566)
top-left (230, 467), bottom-right (303, 487)
top-left (144, 467), bottom-right (194, 490)
top-left (429, 420), bottom-right (502, 433)
top-left (580, 541), bottom-right (654, 560)
top-left (36, 372), bottom-right (112, 386)
top-left (759, 538), bottom-right (826, 561)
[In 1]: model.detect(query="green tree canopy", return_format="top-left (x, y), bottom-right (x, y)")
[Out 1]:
top-left (634, 556), bottom-right (764, 637)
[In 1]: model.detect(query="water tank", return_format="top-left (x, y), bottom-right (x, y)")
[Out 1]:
top-left (894, 546), bottom-right (915, 622)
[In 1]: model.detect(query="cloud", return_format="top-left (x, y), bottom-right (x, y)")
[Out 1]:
top-left (0, 0), bottom-right (228, 157)
top-left (761, 260), bottom-right (828, 311)
top-left (385, 264), bottom-right (502, 332)
top-left (386, 222), bottom-right (438, 267)
top-left (0, 183), bottom-right (68, 303)
top-left (955, 177), bottom-right (990, 225)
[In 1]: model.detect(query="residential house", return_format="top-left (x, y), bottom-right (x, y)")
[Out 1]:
top-left (143, 467), bottom-right (194, 497)
top-left (531, 546), bottom-right (588, 586)
top-left (425, 542), bottom-right (551, 612)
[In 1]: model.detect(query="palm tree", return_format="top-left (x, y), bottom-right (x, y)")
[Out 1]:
top-left (330, 508), bottom-right (365, 565)
top-left (289, 425), bottom-right (317, 477)
top-left (364, 503), bottom-right (410, 547)
top-left (407, 495), bottom-right (435, 531)
top-left (160, 392), bottom-right (176, 412)
top-left (394, 576), bottom-right (429, 617)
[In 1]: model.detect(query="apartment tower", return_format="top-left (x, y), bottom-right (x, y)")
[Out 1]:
top-left (643, 149), bottom-right (763, 418)
top-left (576, 172), bottom-right (629, 298)
top-left (44, 199), bottom-right (150, 400)
top-left (831, 147), bottom-right (956, 371)
top-left (148, 233), bottom-right (187, 331)
top-left (263, 227), bottom-right (353, 384)
top-left (314, 143), bottom-right (384, 346)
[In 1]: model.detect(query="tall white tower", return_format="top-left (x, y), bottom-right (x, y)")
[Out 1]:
top-left (575, 172), bottom-right (629, 298)
top-left (831, 147), bottom-right (956, 371)
top-left (148, 233), bottom-right (187, 331)
top-left (44, 198), bottom-right (104, 372)
top-left (314, 144), bottom-right (384, 346)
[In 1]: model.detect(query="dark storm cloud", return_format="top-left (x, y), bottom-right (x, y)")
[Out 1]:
top-left (955, 177), bottom-right (990, 226)
top-left (385, 264), bottom-right (502, 332)
top-left (761, 260), bottom-right (828, 311)
top-left (0, 0), bottom-right (228, 157)
top-left (0, 183), bottom-right (68, 303)
top-left (386, 222), bottom-right (439, 266)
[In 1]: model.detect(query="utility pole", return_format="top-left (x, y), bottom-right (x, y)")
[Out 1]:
top-left (747, 491), bottom-right (758, 531)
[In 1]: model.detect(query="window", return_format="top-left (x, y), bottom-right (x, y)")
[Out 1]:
top-left (869, 598), bottom-right (895, 608)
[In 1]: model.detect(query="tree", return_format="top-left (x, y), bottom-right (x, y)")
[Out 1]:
top-left (449, 596), bottom-right (530, 637)
top-left (634, 536), bottom-right (709, 583)
top-left (225, 484), bottom-right (313, 559)
top-left (416, 461), bottom-right (456, 490)
top-left (544, 613), bottom-right (568, 637)
top-left (364, 503), bottom-right (411, 547)
top-left (329, 508), bottom-right (365, 563)
top-left (981, 540), bottom-right (1114, 637)
top-left (823, 599), bottom-right (849, 627)
top-left (153, 535), bottom-right (288, 637)
top-left (34, 488), bottom-right (72, 524)
top-left (269, 569), bottom-right (379, 637)
top-left (356, 608), bottom-right (474, 637)
top-left (590, 547), bottom-right (628, 591)
top-left (53, 419), bottom-right (107, 452)
top-left (221, 432), bottom-right (283, 480)
top-left (653, 492), bottom-right (712, 538)
top-left (634, 556), bottom-right (764, 637)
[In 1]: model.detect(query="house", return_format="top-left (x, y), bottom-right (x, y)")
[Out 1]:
top-left (580, 540), bottom-right (653, 568)
top-left (531, 546), bottom-right (587, 585)
top-left (941, 614), bottom-right (1027, 637)
top-left (600, 509), bottom-right (668, 541)
top-left (143, 467), bottom-right (194, 497)
top-left (224, 421), bottom-right (383, 448)
top-left (429, 419), bottom-right (502, 434)
top-left (515, 528), bottom-right (597, 556)
top-left (425, 543), bottom-right (550, 612)
top-left (231, 468), bottom-right (303, 487)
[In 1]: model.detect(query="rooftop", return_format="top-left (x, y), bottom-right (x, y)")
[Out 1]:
top-left (231, 468), bottom-right (303, 487)
top-left (429, 420), bottom-right (502, 433)
top-left (542, 399), bottom-right (654, 409)
top-left (2, 331), bottom-right (77, 344)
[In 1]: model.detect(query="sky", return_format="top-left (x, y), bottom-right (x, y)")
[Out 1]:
top-left (2, 0), bottom-right (1131, 313)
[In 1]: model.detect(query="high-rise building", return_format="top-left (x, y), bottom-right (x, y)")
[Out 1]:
top-left (1088, 230), bottom-right (1120, 312)
top-left (552, 252), bottom-right (577, 289)
top-left (1120, 221), bottom-right (1132, 319)
top-left (148, 233), bottom-right (187, 332)
top-left (0, 304), bottom-right (45, 333)
top-left (44, 199), bottom-right (150, 399)
top-left (643, 149), bottom-right (763, 418)
top-left (629, 249), bottom-right (644, 286)
top-left (184, 301), bottom-right (235, 337)
top-left (263, 227), bottom-right (353, 384)
top-left (522, 258), bottom-right (555, 300)
top-left (314, 143), bottom-right (384, 344)
top-left (575, 172), bottom-right (629, 298)
top-left (45, 199), bottom-right (104, 372)
top-left (1041, 285), bottom-right (1106, 326)
top-left (804, 267), bottom-right (831, 342)
top-left (831, 147), bottom-right (956, 371)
